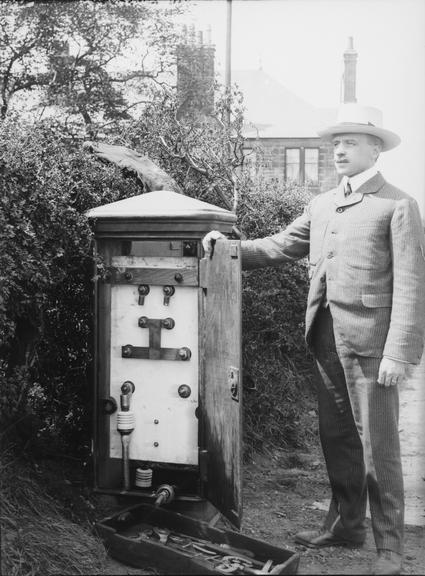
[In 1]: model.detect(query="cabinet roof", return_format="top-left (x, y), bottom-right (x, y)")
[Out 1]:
top-left (86, 189), bottom-right (234, 221)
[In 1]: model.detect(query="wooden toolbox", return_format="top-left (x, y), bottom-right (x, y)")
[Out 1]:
top-left (96, 502), bottom-right (300, 575)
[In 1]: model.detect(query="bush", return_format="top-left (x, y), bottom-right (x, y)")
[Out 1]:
top-left (0, 115), bottom-right (317, 460)
top-left (0, 117), bottom-right (140, 453)
top-left (238, 178), bottom-right (317, 456)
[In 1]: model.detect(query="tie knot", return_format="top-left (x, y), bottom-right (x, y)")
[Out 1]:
top-left (345, 181), bottom-right (353, 197)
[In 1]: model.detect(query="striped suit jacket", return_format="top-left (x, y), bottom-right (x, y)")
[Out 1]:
top-left (241, 172), bottom-right (425, 364)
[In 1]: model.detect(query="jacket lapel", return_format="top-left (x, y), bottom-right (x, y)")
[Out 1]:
top-left (334, 172), bottom-right (386, 208)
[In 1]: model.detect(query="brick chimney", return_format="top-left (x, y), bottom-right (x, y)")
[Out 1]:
top-left (342, 36), bottom-right (358, 103)
top-left (176, 25), bottom-right (215, 118)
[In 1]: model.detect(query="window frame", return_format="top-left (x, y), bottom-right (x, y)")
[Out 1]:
top-left (285, 146), bottom-right (320, 186)
top-left (285, 147), bottom-right (301, 184)
top-left (304, 147), bottom-right (319, 185)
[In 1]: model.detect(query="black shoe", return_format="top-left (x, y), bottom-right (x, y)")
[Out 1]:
top-left (294, 529), bottom-right (364, 549)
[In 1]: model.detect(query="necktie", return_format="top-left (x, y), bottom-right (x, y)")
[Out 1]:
top-left (345, 181), bottom-right (353, 197)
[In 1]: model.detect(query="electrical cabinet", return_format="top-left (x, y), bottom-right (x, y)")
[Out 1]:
top-left (87, 190), bottom-right (242, 526)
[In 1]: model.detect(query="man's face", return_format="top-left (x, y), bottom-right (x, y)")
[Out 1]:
top-left (332, 133), bottom-right (380, 177)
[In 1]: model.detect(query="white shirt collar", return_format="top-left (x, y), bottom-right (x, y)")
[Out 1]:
top-left (342, 165), bottom-right (379, 193)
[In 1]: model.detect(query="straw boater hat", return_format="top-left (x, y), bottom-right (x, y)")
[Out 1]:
top-left (317, 103), bottom-right (401, 152)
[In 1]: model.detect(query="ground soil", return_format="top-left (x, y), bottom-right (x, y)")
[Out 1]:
top-left (89, 348), bottom-right (425, 575)
top-left (24, 361), bottom-right (423, 576)
top-left (89, 445), bottom-right (424, 575)
top-left (242, 449), bottom-right (425, 575)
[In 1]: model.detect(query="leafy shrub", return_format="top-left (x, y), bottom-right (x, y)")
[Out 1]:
top-left (0, 114), bottom-right (317, 459)
top-left (112, 93), bottom-right (319, 454)
top-left (237, 179), bottom-right (317, 456)
top-left (0, 117), bottom-right (140, 453)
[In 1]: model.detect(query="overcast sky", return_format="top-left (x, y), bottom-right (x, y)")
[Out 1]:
top-left (182, 0), bottom-right (425, 213)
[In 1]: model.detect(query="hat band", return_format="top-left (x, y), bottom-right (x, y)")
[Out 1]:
top-left (340, 121), bottom-right (376, 127)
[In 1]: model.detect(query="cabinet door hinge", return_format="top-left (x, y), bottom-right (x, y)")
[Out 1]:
top-left (199, 258), bottom-right (208, 290)
top-left (199, 449), bottom-right (209, 482)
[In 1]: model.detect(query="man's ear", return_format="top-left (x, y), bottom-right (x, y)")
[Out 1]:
top-left (374, 137), bottom-right (383, 161)
top-left (372, 142), bottom-right (382, 162)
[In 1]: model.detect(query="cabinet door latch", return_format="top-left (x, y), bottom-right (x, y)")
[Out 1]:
top-left (228, 367), bottom-right (240, 402)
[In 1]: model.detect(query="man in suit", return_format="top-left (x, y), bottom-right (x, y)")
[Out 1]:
top-left (203, 103), bottom-right (425, 575)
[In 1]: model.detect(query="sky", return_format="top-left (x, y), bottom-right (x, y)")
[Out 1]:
top-left (181, 0), bottom-right (425, 213)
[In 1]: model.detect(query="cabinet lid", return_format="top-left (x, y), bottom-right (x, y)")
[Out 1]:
top-left (86, 190), bottom-right (235, 223)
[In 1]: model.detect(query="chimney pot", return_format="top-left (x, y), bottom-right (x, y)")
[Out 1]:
top-left (343, 36), bottom-right (358, 103)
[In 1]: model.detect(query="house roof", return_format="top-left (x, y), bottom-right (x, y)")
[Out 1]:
top-left (232, 69), bottom-right (337, 139)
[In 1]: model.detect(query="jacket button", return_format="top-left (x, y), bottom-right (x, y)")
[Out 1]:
top-left (336, 207), bottom-right (344, 213)
top-left (327, 251), bottom-right (334, 259)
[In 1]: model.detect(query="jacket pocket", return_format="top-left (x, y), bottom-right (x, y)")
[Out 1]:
top-left (361, 293), bottom-right (392, 308)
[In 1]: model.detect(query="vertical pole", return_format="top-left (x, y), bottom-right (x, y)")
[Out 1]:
top-left (225, 0), bottom-right (238, 213)
top-left (225, 0), bottom-right (232, 99)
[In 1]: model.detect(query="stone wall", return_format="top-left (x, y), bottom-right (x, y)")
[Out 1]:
top-left (244, 136), bottom-right (339, 193)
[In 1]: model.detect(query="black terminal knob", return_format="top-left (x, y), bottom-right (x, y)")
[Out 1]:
top-left (178, 384), bottom-right (191, 398)
top-left (161, 318), bottom-right (175, 330)
top-left (102, 397), bottom-right (118, 415)
top-left (121, 381), bottom-right (135, 394)
top-left (122, 345), bottom-right (133, 358)
top-left (178, 347), bottom-right (191, 361)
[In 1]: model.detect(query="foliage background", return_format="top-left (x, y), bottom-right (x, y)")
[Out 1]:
top-left (0, 1), bottom-right (316, 461)
top-left (0, 1), bottom-right (183, 129)
top-left (0, 117), bottom-right (141, 455)
top-left (0, 4), bottom-right (317, 575)
top-left (238, 181), bottom-right (316, 456)
top-left (0, 113), bottom-right (315, 459)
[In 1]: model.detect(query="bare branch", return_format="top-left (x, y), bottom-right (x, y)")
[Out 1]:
top-left (158, 135), bottom-right (182, 158)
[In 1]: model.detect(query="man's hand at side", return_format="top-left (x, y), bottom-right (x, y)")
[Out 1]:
top-left (377, 357), bottom-right (413, 387)
top-left (202, 230), bottom-right (225, 257)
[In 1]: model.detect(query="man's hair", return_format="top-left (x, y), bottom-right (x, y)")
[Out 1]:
top-left (366, 134), bottom-right (383, 149)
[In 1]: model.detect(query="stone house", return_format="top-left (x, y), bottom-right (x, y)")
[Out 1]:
top-left (176, 32), bottom-right (359, 194)
top-left (233, 67), bottom-right (338, 193)
top-left (234, 37), bottom-right (359, 193)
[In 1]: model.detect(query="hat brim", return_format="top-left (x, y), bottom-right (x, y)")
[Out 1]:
top-left (317, 124), bottom-right (401, 152)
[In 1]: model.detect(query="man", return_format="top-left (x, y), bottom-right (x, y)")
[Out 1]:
top-left (203, 103), bottom-right (425, 575)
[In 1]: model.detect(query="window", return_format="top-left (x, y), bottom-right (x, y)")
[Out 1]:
top-left (285, 148), bottom-right (301, 183)
top-left (305, 148), bottom-right (319, 184)
top-left (285, 147), bottom-right (319, 186)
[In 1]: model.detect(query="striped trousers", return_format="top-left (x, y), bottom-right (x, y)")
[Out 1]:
top-left (311, 306), bottom-right (404, 554)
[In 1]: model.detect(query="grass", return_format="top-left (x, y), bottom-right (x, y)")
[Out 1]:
top-left (0, 448), bottom-right (107, 576)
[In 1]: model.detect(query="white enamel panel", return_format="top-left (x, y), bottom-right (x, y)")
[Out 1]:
top-left (108, 256), bottom-right (199, 465)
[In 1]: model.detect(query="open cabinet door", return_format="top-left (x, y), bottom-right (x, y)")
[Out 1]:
top-left (199, 239), bottom-right (242, 528)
